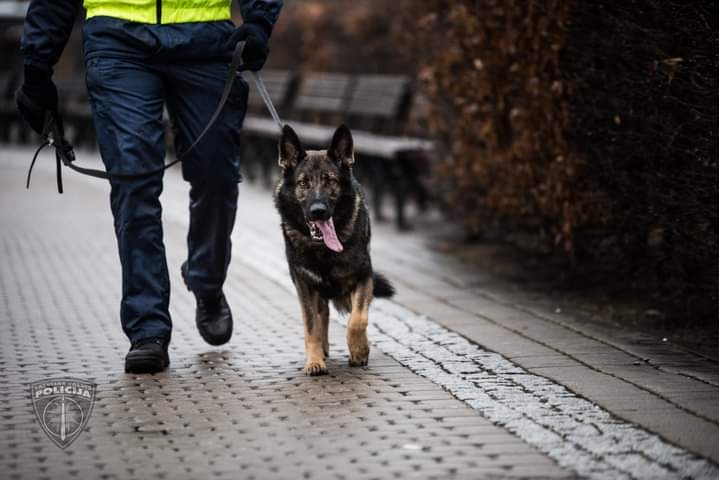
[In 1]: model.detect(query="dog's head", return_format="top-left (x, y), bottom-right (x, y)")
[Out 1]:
top-left (277, 124), bottom-right (355, 252)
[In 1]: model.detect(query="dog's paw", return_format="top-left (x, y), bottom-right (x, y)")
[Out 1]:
top-left (304, 359), bottom-right (328, 376)
top-left (348, 348), bottom-right (369, 367)
top-left (347, 329), bottom-right (369, 367)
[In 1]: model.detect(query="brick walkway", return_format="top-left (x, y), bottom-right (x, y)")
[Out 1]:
top-left (1, 146), bottom-right (718, 479)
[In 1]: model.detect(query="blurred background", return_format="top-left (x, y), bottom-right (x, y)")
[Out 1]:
top-left (1, 0), bottom-right (718, 337)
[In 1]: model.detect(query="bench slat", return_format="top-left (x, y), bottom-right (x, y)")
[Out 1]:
top-left (247, 70), bottom-right (294, 110)
top-left (347, 75), bottom-right (410, 117)
top-left (294, 73), bottom-right (352, 113)
top-left (243, 115), bottom-right (433, 159)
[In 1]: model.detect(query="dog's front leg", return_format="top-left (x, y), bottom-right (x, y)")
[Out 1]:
top-left (347, 277), bottom-right (373, 366)
top-left (296, 282), bottom-right (328, 376)
top-left (320, 300), bottom-right (330, 360)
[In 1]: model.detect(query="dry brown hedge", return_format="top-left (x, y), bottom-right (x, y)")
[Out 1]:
top-left (269, 0), bottom-right (719, 322)
top-left (412, 1), bottom-right (719, 322)
top-left (413, 1), bottom-right (588, 252)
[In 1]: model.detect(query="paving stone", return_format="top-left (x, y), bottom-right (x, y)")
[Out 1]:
top-left (600, 365), bottom-right (718, 394)
top-left (0, 150), bottom-right (567, 480)
top-left (506, 354), bottom-right (579, 369)
top-left (4, 148), bottom-right (719, 479)
top-left (234, 216), bottom-right (719, 479)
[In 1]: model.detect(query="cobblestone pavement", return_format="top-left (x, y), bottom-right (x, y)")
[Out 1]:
top-left (1, 147), bottom-right (718, 479)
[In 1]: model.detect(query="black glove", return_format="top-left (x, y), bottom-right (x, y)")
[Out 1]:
top-left (16, 65), bottom-right (60, 135)
top-left (226, 21), bottom-right (270, 71)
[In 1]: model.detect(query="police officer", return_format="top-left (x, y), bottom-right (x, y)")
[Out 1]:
top-left (16, 0), bottom-right (283, 373)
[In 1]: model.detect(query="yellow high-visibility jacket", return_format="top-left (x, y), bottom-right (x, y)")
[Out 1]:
top-left (84, 0), bottom-right (232, 24)
top-left (21, 0), bottom-right (282, 69)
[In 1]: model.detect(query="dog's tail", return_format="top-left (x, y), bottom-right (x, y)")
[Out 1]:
top-left (373, 272), bottom-right (395, 298)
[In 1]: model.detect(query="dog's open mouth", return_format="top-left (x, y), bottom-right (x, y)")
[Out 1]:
top-left (308, 218), bottom-right (343, 253)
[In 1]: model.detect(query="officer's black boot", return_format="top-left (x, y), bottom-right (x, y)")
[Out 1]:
top-left (181, 262), bottom-right (233, 346)
top-left (125, 337), bottom-right (170, 373)
top-left (194, 291), bottom-right (233, 345)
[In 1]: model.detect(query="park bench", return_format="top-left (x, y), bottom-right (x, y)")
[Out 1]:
top-left (240, 69), bottom-right (297, 185)
top-left (242, 71), bottom-right (434, 229)
top-left (21, 67), bottom-right (434, 229)
top-left (246, 69), bottom-right (296, 116)
top-left (242, 71), bottom-right (353, 145)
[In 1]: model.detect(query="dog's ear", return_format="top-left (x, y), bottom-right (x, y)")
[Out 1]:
top-left (279, 125), bottom-right (303, 170)
top-left (329, 124), bottom-right (354, 168)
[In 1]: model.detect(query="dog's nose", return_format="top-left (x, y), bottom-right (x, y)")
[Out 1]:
top-left (308, 202), bottom-right (329, 221)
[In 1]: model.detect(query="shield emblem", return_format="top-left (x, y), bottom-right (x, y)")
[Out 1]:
top-left (30, 378), bottom-right (97, 449)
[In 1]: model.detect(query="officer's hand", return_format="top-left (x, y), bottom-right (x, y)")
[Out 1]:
top-left (227, 22), bottom-right (270, 72)
top-left (16, 65), bottom-right (59, 135)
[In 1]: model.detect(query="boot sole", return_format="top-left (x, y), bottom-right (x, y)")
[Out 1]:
top-left (196, 323), bottom-right (233, 346)
top-left (125, 352), bottom-right (170, 374)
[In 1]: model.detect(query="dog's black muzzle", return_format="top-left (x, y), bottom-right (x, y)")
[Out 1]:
top-left (307, 201), bottom-right (331, 221)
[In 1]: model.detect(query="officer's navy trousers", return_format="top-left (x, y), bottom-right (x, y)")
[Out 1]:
top-left (82, 17), bottom-right (248, 342)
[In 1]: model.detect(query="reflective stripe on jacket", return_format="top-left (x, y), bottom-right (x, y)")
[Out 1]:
top-left (84, 0), bottom-right (231, 24)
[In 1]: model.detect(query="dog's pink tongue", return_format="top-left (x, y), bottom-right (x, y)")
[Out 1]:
top-left (315, 218), bottom-right (343, 252)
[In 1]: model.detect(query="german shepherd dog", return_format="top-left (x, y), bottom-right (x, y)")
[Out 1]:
top-left (274, 124), bottom-right (395, 375)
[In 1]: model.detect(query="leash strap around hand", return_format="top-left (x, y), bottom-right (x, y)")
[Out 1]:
top-left (26, 41), bottom-right (248, 192)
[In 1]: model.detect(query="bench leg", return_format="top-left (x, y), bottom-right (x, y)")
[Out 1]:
top-left (391, 155), bottom-right (413, 231)
top-left (0, 118), bottom-right (10, 143)
top-left (363, 156), bottom-right (388, 223)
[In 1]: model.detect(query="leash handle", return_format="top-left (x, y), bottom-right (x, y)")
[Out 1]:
top-left (26, 140), bottom-right (50, 190)
top-left (26, 112), bottom-right (76, 193)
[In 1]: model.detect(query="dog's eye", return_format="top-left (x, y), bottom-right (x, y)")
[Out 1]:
top-left (297, 179), bottom-right (309, 188)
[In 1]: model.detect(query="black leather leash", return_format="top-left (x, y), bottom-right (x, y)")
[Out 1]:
top-left (26, 41), bottom-right (248, 193)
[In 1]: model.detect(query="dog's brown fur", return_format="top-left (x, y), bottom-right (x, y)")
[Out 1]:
top-left (274, 125), bottom-right (394, 375)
